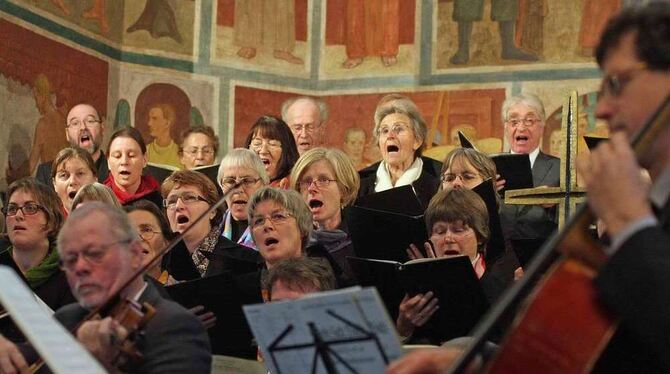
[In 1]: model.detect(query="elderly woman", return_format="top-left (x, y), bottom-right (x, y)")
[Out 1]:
top-left (396, 188), bottom-right (504, 343)
top-left (290, 147), bottom-right (360, 278)
top-left (70, 182), bottom-right (121, 210)
top-left (162, 170), bottom-right (260, 280)
top-left (358, 96), bottom-right (442, 208)
top-left (0, 178), bottom-right (75, 312)
top-left (51, 147), bottom-right (97, 214)
top-left (217, 148), bottom-right (269, 249)
top-left (244, 116), bottom-right (299, 189)
top-left (179, 125), bottom-right (219, 170)
top-left (105, 127), bottom-right (162, 207)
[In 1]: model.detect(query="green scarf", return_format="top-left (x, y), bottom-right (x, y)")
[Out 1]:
top-left (8, 244), bottom-right (61, 289)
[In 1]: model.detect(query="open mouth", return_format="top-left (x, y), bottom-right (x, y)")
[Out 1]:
top-left (515, 135), bottom-right (529, 143)
top-left (80, 134), bottom-right (91, 144)
top-left (308, 199), bottom-right (324, 209)
top-left (176, 215), bottom-right (190, 224)
top-left (13, 225), bottom-right (26, 232)
top-left (119, 170), bottom-right (131, 177)
top-left (68, 191), bottom-right (77, 199)
top-left (260, 158), bottom-right (270, 166)
top-left (232, 199), bottom-right (247, 206)
top-left (387, 145), bottom-right (399, 153)
top-left (443, 249), bottom-right (460, 256)
top-left (264, 238), bottom-right (279, 246)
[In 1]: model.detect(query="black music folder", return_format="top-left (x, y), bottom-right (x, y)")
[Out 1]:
top-left (346, 204), bottom-right (428, 263)
top-left (490, 153), bottom-right (533, 194)
top-left (347, 256), bottom-right (489, 344)
top-left (355, 185), bottom-right (424, 217)
top-left (584, 135), bottom-right (608, 150)
top-left (458, 130), bottom-right (477, 150)
top-left (472, 179), bottom-right (505, 264)
top-left (166, 272), bottom-right (257, 358)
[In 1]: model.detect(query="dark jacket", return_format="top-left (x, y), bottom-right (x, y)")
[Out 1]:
top-left (357, 156), bottom-right (443, 209)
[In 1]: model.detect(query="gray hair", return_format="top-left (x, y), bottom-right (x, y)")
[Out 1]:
top-left (281, 96), bottom-right (329, 125)
top-left (218, 148), bottom-right (270, 187)
top-left (501, 93), bottom-right (547, 123)
top-left (57, 201), bottom-right (139, 254)
top-left (373, 97), bottom-right (427, 157)
top-left (247, 187), bottom-right (313, 248)
top-left (71, 182), bottom-right (121, 211)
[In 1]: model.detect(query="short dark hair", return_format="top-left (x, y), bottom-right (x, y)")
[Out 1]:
top-left (596, 2), bottom-right (670, 71)
top-left (263, 257), bottom-right (336, 301)
top-left (243, 116), bottom-right (299, 182)
top-left (51, 147), bottom-right (97, 181)
top-left (7, 178), bottom-right (64, 243)
top-left (107, 127), bottom-right (147, 155)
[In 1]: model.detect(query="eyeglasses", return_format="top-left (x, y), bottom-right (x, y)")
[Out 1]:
top-left (377, 124), bottom-right (411, 137)
top-left (441, 172), bottom-right (481, 183)
top-left (137, 225), bottom-right (162, 241)
top-left (67, 116), bottom-right (101, 129)
top-left (3, 202), bottom-right (46, 217)
top-left (220, 176), bottom-right (261, 189)
top-left (506, 117), bottom-right (541, 128)
top-left (163, 192), bottom-right (209, 209)
top-left (599, 63), bottom-right (648, 100)
top-left (291, 123), bottom-right (320, 133)
top-left (299, 176), bottom-right (336, 191)
top-left (183, 147), bottom-right (215, 157)
top-left (58, 239), bottom-right (131, 271)
top-left (250, 211), bottom-right (293, 229)
top-left (249, 139), bottom-right (282, 151)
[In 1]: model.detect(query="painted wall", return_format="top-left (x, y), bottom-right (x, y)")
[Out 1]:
top-left (0, 0), bottom-right (616, 189)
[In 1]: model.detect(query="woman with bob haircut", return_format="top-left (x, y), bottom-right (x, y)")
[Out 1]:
top-left (244, 116), bottom-right (299, 189)
top-left (70, 182), bottom-right (121, 211)
top-left (51, 147), bottom-right (97, 214)
top-left (290, 147), bottom-right (360, 278)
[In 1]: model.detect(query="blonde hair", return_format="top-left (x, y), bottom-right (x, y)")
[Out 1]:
top-left (290, 148), bottom-right (360, 207)
top-left (71, 183), bottom-right (121, 211)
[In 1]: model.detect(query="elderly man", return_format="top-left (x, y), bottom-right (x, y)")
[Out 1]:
top-left (0, 202), bottom-right (211, 373)
top-left (388, 2), bottom-right (670, 373)
top-left (35, 103), bottom-right (109, 186)
top-left (281, 96), bottom-right (328, 155)
top-left (499, 93), bottom-right (560, 243)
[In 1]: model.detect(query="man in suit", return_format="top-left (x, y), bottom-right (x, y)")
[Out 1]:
top-left (0, 202), bottom-right (211, 373)
top-left (35, 103), bottom-right (109, 186)
top-left (579, 2), bottom-right (670, 372)
top-left (499, 93), bottom-right (560, 242)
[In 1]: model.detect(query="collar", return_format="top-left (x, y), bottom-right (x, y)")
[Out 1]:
top-left (132, 281), bottom-right (149, 302)
top-left (650, 167), bottom-right (670, 210)
top-left (374, 157), bottom-right (424, 192)
top-left (512, 147), bottom-right (540, 168)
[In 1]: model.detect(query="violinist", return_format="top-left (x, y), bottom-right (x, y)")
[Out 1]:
top-left (388, 3), bottom-right (670, 373)
top-left (0, 202), bottom-right (211, 373)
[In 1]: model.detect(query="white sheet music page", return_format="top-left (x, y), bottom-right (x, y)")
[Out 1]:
top-left (0, 266), bottom-right (106, 373)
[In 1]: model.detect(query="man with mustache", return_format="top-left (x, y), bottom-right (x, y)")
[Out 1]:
top-left (0, 202), bottom-right (211, 373)
top-left (36, 103), bottom-right (109, 186)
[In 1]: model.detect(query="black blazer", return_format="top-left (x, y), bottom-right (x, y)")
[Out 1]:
top-left (35, 151), bottom-right (109, 188)
top-left (357, 156), bottom-right (443, 209)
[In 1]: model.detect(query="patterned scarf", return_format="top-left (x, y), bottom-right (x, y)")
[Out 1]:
top-left (8, 244), bottom-right (60, 288)
top-left (221, 210), bottom-right (256, 250)
top-left (191, 220), bottom-right (225, 277)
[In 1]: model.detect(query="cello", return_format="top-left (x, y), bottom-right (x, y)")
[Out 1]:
top-left (450, 94), bottom-right (670, 373)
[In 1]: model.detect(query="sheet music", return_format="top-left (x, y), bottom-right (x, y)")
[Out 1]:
top-left (0, 266), bottom-right (106, 373)
top-left (244, 287), bottom-right (403, 374)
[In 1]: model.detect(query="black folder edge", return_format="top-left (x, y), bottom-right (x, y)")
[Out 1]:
top-left (584, 135), bottom-right (608, 150)
top-left (490, 153), bottom-right (533, 194)
top-left (472, 179), bottom-right (505, 264)
top-left (355, 185), bottom-right (424, 217)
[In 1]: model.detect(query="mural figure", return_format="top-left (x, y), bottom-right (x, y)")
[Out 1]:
top-left (342, 0), bottom-right (400, 68)
top-left (127, 0), bottom-right (183, 43)
top-left (450, 0), bottom-right (537, 64)
top-left (83, 0), bottom-right (109, 34)
top-left (342, 127), bottom-right (367, 170)
top-left (234, 0), bottom-right (303, 64)
top-left (515, 0), bottom-right (545, 57)
top-left (47, 0), bottom-right (70, 15)
top-left (579, 0), bottom-right (621, 56)
top-left (6, 74), bottom-right (68, 183)
top-left (145, 103), bottom-right (182, 168)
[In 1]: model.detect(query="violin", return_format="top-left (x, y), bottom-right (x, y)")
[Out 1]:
top-left (450, 94), bottom-right (670, 373)
top-left (26, 182), bottom-right (242, 373)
